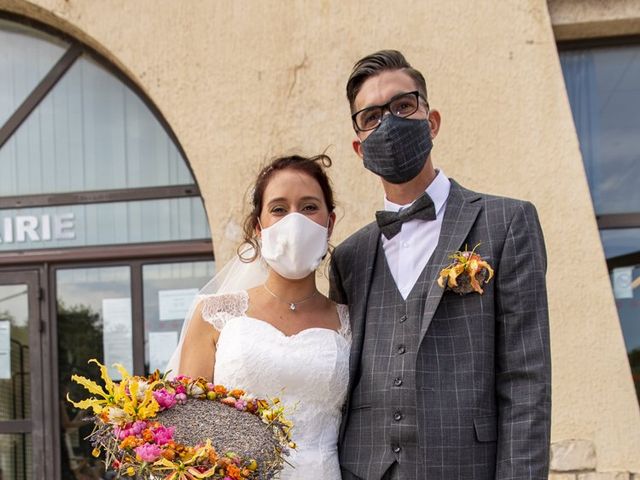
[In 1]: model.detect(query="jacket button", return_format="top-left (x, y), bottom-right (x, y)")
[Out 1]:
top-left (399, 315), bottom-right (407, 323)
top-left (397, 345), bottom-right (406, 355)
top-left (394, 411), bottom-right (403, 421)
top-left (393, 446), bottom-right (401, 454)
top-left (393, 377), bottom-right (403, 387)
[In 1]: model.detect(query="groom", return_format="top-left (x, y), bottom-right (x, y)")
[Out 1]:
top-left (329, 50), bottom-right (551, 480)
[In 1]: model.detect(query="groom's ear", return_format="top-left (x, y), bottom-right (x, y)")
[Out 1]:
top-left (352, 138), bottom-right (364, 159)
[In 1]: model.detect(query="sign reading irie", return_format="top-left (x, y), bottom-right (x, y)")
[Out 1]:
top-left (0, 213), bottom-right (76, 243)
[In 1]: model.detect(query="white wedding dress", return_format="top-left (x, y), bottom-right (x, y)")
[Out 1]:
top-left (201, 290), bottom-right (351, 480)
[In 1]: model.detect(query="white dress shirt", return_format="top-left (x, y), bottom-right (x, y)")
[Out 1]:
top-left (381, 170), bottom-right (451, 299)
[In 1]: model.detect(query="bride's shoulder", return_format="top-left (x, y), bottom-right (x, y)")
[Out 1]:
top-left (334, 303), bottom-right (351, 341)
top-left (198, 291), bottom-right (249, 331)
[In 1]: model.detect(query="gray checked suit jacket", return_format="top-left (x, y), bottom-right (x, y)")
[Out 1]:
top-left (329, 179), bottom-right (551, 480)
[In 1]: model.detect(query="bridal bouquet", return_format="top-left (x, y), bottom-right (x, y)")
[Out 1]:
top-left (67, 360), bottom-right (294, 479)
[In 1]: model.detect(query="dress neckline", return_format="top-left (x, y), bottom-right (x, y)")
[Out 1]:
top-left (231, 290), bottom-right (350, 340)
top-left (235, 315), bottom-right (348, 340)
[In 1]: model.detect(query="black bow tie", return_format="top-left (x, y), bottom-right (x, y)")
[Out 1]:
top-left (376, 193), bottom-right (436, 240)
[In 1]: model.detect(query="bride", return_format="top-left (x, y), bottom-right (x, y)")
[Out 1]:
top-left (166, 154), bottom-right (350, 480)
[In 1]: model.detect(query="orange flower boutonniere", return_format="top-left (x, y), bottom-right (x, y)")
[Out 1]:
top-left (437, 244), bottom-right (494, 295)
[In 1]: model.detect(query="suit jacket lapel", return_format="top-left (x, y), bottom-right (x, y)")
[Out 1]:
top-left (348, 224), bottom-right (379, 383)
top-left (418, 180), bottom-right (482, 344)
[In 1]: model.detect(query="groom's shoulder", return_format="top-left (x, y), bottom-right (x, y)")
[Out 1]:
top-left (333, 221), bottom-right (378, 259)
top-left (452, 179), bottom-right (539, 219)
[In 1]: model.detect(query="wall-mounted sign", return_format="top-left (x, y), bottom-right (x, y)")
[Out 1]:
top-left (158, 289), bottom-right (198, 321)
top-left (0, 213), bottom-right (75, 243)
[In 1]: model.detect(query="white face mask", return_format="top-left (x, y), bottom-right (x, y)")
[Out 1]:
top-left (260, 212), bottom-right (329, 280)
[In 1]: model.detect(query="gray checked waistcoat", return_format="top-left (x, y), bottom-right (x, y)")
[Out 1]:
top-left (350, 240), bottom-right (432, 479)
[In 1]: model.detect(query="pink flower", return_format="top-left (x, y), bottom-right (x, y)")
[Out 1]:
top-left (175, 385), bottom-right (186, 394)
top-left (153, 389), bottom-right (177, 410)
top-left (132, 420), bottom-right (147, 435)
top-left (134, 443), bottom-right (162, 463)
top-left (152, 425), bottom-right (174, 445)
top-left (175, 392), bottom-right (188, 404)
top-left (234, 400), bottom-right (247, 411)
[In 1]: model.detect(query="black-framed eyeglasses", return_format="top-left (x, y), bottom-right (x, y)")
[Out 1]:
top-left (351, 91), bottom-right (428, 132)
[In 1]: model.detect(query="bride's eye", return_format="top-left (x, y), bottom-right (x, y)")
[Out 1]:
top-left (270, 206), bottom-right (287, 215)
top-left (302, 204), bottom-right (319, 212)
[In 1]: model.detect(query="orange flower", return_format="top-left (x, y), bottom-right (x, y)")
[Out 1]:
top-left (213, 385), bottom-right (228, 396)
top-left (161, 448), bottom-right (175, 461)
top-left (142, 429), bottom-right (154, 442)
top-left (119, 436), bottom-right (142, 450)
top-left (225, 464), bottom-right (242, 480)
top-left (229, 389), bottom-right (245, 398)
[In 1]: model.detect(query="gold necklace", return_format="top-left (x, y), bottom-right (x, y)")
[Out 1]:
top-left (263, 284), bottom-right (318, 312)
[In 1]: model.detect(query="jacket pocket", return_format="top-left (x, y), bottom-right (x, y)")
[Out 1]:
top-left (473, 415), bottom-right (497, 442)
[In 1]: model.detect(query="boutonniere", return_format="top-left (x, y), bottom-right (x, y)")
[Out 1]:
top-left (437, 244), bottom-right (494, 295)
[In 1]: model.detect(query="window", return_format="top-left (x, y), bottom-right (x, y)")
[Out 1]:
top-left (0, 16), bottom-right (215, 479)
top-left (560, 43), bottom-right (640, 405)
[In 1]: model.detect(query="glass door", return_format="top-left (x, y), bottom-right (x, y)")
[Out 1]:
top-left (0, 270), bottom-right (44, 480)
top-left (56, 265), bottom-right (131, 480)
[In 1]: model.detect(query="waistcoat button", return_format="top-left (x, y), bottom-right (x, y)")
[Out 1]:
top-left (393, 446), bottom-right (401, 454)
top-left (394, 411), bottom-right (403, 421)
top-left (399, 315), bottom-right (407, 323)
top-left (393, 377), bottom-right (403, 387)
top-left (397, 345), bottom-right (406, 354)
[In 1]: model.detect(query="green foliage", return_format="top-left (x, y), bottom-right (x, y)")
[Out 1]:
top-left (57, 301), bottom-right (103, 405)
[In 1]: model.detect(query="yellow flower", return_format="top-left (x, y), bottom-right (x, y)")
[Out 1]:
top-left (67, 359), bottom-right (159, 422)
top-left (91, 447), bottom-right (100, 458)
top-left (126, 466), bottom-right (135, 476)
top-left (152, 440), bottom-right (218, 479)
top-left (66, 359), bottom-right (128, 415)
top-left (437, 244), bottom-right (494, 294)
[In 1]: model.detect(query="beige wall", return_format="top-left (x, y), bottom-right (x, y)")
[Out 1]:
top-left (549, 0), bottom-right (640, 41)
top-left (2, 0), bottom-right (639, 472)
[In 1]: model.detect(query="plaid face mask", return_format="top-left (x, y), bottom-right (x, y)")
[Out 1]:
top-left (361, 115), bottom-right (432, 184)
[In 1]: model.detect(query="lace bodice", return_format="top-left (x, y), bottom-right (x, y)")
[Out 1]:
top-left (200, 290), bottom-right (350, 480)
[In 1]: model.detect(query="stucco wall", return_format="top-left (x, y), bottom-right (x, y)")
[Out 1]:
top-left (1, 0), bottom-right (639, 472)
top-left (549, 0), bottom-right (640, 41)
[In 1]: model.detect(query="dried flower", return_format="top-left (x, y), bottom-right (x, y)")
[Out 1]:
top-left (438, 244), bottom-right (494, 295)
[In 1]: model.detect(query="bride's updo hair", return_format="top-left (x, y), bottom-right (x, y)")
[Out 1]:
top-left (239, 154), bottom-right (335, 262)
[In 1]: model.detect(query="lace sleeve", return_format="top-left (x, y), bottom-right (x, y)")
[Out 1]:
top-left (336, 303), bottom-right (351, 343)
top-left (200, 291), bottom-right (249, 332)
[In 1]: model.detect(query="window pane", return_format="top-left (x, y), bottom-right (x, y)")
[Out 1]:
top-left (0, 284), bottom-right (30, 421)
top-left (609, 264), bottom-right (640, 404)
top-left (0, 20), bottom-right (68, 127)
top-left (0, 196), bottom-right (211, 251)
top-left (57, 266), bottom-right (131, 480)
top-left (601, 228), bottom-right (640, 260)
top-left (560, 46), bottom-right (640, 215)
top-left (142, 261), bottom-right (215, 374)
top-left (0, 55), bottom-right (194, 196)
top-left (0, 433), bottom-right (32, 480)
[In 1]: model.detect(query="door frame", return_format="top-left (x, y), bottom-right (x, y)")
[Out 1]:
top-left (0, 240), bottom-right (213, 479)
top-left (0, 269), bottom-right (46, 479)
top-left (47, 249), bottom-right (213, 480)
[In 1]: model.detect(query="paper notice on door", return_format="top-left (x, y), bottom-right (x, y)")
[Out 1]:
top-left (102, 298), bottom-right (133, 379)
top-left (0, 321), bottom-right (10, 379)
top-left (612, 267), bottom-right (634, 299)
top-left (148, 331), bottom-right (178, 373)
top-left (158, 289), bottom-right (198, 321)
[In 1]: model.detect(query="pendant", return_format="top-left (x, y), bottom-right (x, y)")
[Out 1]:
top-left (289, 303), bottom-right (296, 311)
